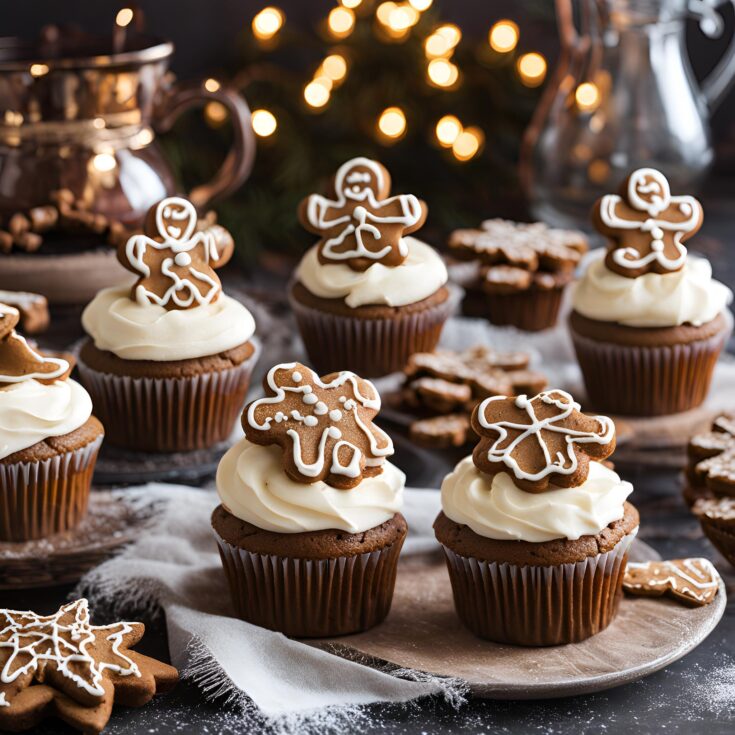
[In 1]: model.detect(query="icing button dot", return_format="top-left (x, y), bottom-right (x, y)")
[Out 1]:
top-left (329, 409), bottom-right (343, 421)
top-left (174, 252), bottom-right (192, 267)
top-left (314, 401), bottom-right (328, 415)
top-left (302, 393), bottom-right (318, 405)
top-left (292, 371), bottom-right (302, 383)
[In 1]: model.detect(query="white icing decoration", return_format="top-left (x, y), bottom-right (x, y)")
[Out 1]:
top-left (0, 599), bottom-right (141, 707)
top-left (292, 372), bottom-right (302, 382)
top-left (0, 692), bottom-right (8, 707)
top-left (598, 168), bottom-right (701, 272)
top-left (246, 362), bottom-right (393, 480)
top-left (476, 389), bottom-right (614, 482)
top-left (124, 197), bottom-right (223, 308)
top-left (305, 157), bottom-right (423, 263)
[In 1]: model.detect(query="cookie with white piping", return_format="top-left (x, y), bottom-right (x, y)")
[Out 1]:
top-left (623, 558), bottom-right (720, 607)
top-left (213, 361), bottom-right (407, 637)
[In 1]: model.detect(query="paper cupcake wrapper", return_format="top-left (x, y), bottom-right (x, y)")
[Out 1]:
top-left (77, 344), bottom-right (259, 452)
top-left (462, 283), bottom-right (566, 332)
top-left (289, 287), bottom-right (458, 378)
top-left (570, 317), bottom-right (730, 416)
top-left (441, 531), bottom-right (636, 646)
top-left (215, 531), bottom-right (406, 638)
top-left (0, 435), bottom-right (102, 542)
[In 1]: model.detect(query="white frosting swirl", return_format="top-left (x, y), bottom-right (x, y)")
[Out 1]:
top-left (0, 379), bottom-right (92, 460)
top-left (573, 253), bottom-right (732, 328)
top-left (441, 456), bottom-right (632, 542)
top-left (295, 236), bottom-right (448, 308)
top-left (82, 285), bottom-right (256, 361)
top-left (216, 438), bottom-right (405, 533)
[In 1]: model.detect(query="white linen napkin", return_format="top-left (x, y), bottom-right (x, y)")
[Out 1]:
top-left (78, 484), bottom-right (461, 721)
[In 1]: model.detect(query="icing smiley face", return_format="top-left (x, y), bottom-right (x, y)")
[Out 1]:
top-left (298, 157), bottom-right (428, 272)
top-left (593, 167), bottom-right (703, 278)
top-left (243, 362), bottom-right (394, 489)
top-left (118, 196), bottom-right (235, 311)
top-left (471, 389), bottom-right (616, 492)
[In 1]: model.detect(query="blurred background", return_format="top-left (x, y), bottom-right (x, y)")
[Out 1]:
top-left (3, 0), bottom-right (735, 265)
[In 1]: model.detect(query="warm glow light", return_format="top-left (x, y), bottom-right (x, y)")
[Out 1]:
top-left (92, 153), bottom-right (117, 172)
top-left (29, 63), bottom-right (49, 77)
top-left (328, 6), bottom-right (355, 38)
top-left (489, 20), bottom-right (519, 53)
top-left (313, 75), bottom-right (334, 91)
top-left (435, 115), bottom-right (462, 147)
top-left (435, 24), bottom-right (461, 49)
top-left (588, 159), bottom-right (610, 184)
top-left (575, 81), bottom-right (601, 111)
top-left (388, 4), bottom-right (419, 31)
top-left (409, 0), bottom-right (432, 9)
top-left (251, 108), bottom-right (277, 137)
top-left (341, 0), bottom-right (362, 7)
top-left (137, 128), bottom-right (154, 145)
top-left (452, 127), bottom-right (484, 162)
top-left (378, 106), bottom-right (407, 139)
top-left (424, 33), bottom-right (451, 58)
top-left (376, 2), bottom-right (396, 25)
top-left (517, 52), bottom-right (547, 87)
top-left (252, 7), bottom-right (284, 40)
top-left (304, 81), bottom-right (330, 108)
top-left (427, 58), bottom-right (459, 87)
top-left (322, 54), bottom-right (348, 81)
top-left (116, 8), bottom-right (134, 27)
top-left (204, 78), bottom-right (221, 93)
top-left (204, 101), bottom-right (228, 126)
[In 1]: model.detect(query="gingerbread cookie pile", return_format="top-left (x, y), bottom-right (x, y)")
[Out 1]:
top-left (402, 346), bottom-right (547, 448)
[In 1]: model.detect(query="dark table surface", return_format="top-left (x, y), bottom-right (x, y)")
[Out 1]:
top-left (4, 187), bottom-right (735, 735)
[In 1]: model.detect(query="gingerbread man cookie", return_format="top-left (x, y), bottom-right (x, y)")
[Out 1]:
top-left (623, 558), bottom-right (720, 607)
top-left (244, 362), bottom-right (394, 488)
top-left (471, 389), bottom-right (615, 492)
top-left (118, 197), bottom-right (234, 310)
top-left (299, 157), bottom-right (427, 272)
top-left (0, 599), bottom-right (178, 734)
top-left (686, 413), bottom-right (735, 500)
top-left (0, 303), bottom-right (69, 388)
top-left (593, 168), bottom-right (703, 278)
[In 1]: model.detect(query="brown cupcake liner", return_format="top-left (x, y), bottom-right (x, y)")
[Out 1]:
top-left (77, 344), bottom-right (259, 452)
top-left (289, 289), bottom-right (457, 378)
top-left (440, 531), bottom-right (636, 646)
top-left (0, 435), bottom-right (102, 542)
top-left (215, 530), bottom-right (406, 638)
top-left (570, 319), bottom-right (730, 416)
top-left (462, 283), bottom-right (566, 332)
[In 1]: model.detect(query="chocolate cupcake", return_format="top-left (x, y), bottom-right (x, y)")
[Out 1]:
top-left (434, 388), bottom-right (638, 646)
top-left (0, 304), bottom-right (103, 541)
top-left (289, 157), bottom-right (453, 377)
top-left (448, 219), bottom-right (588, 331)
top-left (213, 361), bottom-right (407, 637)
top-left (78, 197), bottom-right (258, 452)
top-left (570, 168), bottom-right (732, 416)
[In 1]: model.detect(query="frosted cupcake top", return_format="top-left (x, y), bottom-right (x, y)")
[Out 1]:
top-left (295, 157), bottom-right (447, 307)
top-left (82, 196), bottom-right (255, 361)
top-left (441, 389), bottom-right (633, 542)
top-left (0, 304), bottom-right (91, 459)
top-left (216, 361), bottom-right (405, 533)
top-left (573, 167), bottom-right (732, 327)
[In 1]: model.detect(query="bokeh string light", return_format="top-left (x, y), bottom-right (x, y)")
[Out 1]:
top-left (252, 109), bottom-right (278, 137)
top-left (377, 106), bottom-right (407, 141)
top-left (488, 20), bottom-right (519, 53)
top-left (252, 6), bottom-right (284, 41)
top-left (575, 82), bottom-right (601, 111)
top-left (328, 6), bottom-right (355, 38)
top-left (435, 115), bottom-right (462, 147)
top-left (517, 52), bottom-right (547, 87)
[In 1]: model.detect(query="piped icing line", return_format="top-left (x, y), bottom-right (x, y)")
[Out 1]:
top-left (475, 390), bottom-right (614, 483)
top-left (623, 558), bottom-right (720, 606)
top-left (0, 599), bottom-right (141, 706)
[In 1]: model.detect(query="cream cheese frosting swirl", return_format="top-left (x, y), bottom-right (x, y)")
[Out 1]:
top-left (0, 379), bottom-right (92, 459)
top-left (573, 252), bottom-right (732, 328)
top-left (217, 438), bottom-right (405, 533)
top-left (82, 285), bottom-right (256, 361)
top-left (441, 456), bottom-right (632, 542)
top-left (295, 236), bottom-right (448, 308)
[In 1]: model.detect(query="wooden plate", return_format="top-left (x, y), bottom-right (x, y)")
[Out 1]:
top-left (320, 540), bottom-right (726, 699)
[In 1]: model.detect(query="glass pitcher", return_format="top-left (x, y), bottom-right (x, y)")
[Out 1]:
top-left (521, 0), bottom-right (735, 228)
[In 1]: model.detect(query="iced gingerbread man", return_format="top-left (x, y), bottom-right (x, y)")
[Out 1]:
top-left (299, 157), bottom-right (427, 271)
top-left (119, 197), bottom-right (234, 309)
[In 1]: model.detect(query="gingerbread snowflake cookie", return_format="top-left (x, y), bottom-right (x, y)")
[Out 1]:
top-left (471, 389), bottom-right (615, 492)
top-left (244, 362), bottom-right (394, 488)
top-left (299, 157), bottom-right (427, 272)
top-left (623, 558), bottom-right (720, 607)
top-left (0, 599), bottom-right (178, 734)
top-left (448, 219), bottom-right (588, 294)
top-left (593, 167), bottom-right (703, 278)
top-left (118, 196), bottom-right (234, 310)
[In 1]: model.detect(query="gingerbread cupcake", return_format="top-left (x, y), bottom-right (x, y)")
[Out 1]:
top-left (448, 219), bottom-right (588, 331)
top-left (78, 197), bottom-right (258, 452)
top-left (0, 304), bottom-right (103, 541)
top-left (570, 168), bottom-right (732, 416)
top-left (434, 388), bottom-right (638, 646)
top-left (213, 361), bottom-right (406, 637)
top-left (290, 157), bottom-right (452, 377)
